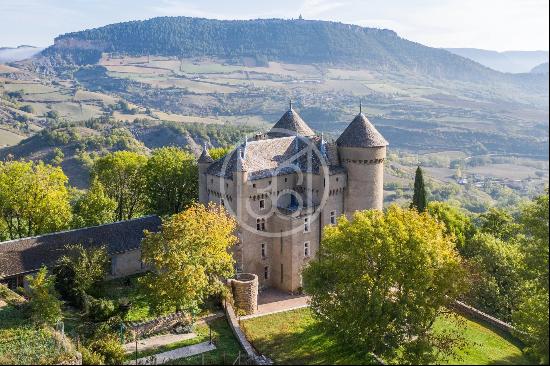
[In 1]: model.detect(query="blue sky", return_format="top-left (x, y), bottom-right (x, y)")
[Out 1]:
top-left (1, 0), bottom-right (548, 51)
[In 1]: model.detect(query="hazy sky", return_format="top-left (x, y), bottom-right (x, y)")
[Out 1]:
top-left (1, 0), bottom-right (548, 51)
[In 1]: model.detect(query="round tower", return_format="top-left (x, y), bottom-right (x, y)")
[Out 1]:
top-left (337, 112), bottom-right (388, 215)
top-left (198, 144), bottom-right (214, 204)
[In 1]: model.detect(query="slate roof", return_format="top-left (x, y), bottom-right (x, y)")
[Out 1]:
top-left (0, 216), bottom-right (161, 278)
top-left (207, 136), bottom-right (342, 180)
top-left (198, 147), bottom-right (214, 163)
top-left (267, 108), bottom-right (315, 138)
top-left (336, 113), bottom-right (388, 148)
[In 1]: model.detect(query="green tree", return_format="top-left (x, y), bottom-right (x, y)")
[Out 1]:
top-left (140, 203), bottom-right (237, 314)
top-left (72, 179), bottom-right (116, 228)
top-left (513, 192), bottom-right (549, 364)
top-left (144, 147), bottom-right (198, 216)
top-left (51, 147), bottom-right (65, 166)
top-left (209, 146), bottom-right (232, 160)
top-left (411, 166), bottom-right (427, 212)
top-left (461, 233), bottom-right (523, 321)
top-left (53, 244), bottom-right (108, 309)
top-left (303, 205), bottom-right (466, 364)
top-left (24, 266), bottom-right (63, 325)
top-left (475, 207), bottom-right (520, 241)
top-left (427, 201), bottom-right (476, 253)
top-left (92, 151), bottom-right (148, 221)
top-left (0, 161), bottom-right (72, 239)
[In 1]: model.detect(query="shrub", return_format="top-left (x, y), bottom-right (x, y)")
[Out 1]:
top-left (20, 105), bottom-right (34, 113)
top-left (87, 335), bottom-right (125, 365)
top-left (79, 345), bottom-right (105, 365)
top-left (88, 297), bottom-right (117, 322)
top-left (24, 267), bottom-right (63, 325)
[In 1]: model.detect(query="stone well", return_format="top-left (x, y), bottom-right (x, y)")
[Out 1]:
top-left (230, 273), bottom-right (258, 315)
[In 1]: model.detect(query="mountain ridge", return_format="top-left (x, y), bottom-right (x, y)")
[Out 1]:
top-left (39, 16), bottom-right (545, 88)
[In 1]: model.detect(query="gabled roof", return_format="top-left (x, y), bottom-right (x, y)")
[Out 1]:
top-left (336, 113), bottom-right (388, 148)
top-left (0, 216), bottom-right (161, 278)
top-left (267, 108), bottom-right (315, 138)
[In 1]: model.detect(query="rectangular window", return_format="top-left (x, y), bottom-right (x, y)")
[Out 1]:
top-left (284, 177), bottom-right (288, 182)
top-left (261, 243), bottom-right (266, 258)
top-left (259, 199), bottom-right (265, 209)
top-left (264, 266), bottom-right (269, 280)
top-left (261, 219), bottom-right (266, 231)
top-left (330, 211), bottom-right (336, 225)
top-left (304, 241), bottom-right (310, 257)
top-left (280, 263), bottom-right (284, 283)
top-left (304, 217), bottom-right (310, 233)
top-left (256, 218), bottom-right (261, 231)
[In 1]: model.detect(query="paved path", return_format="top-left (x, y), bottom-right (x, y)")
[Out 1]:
top-left (240, 288), bottom-right (309, 320)
top-left (123, 332), bottom-right (197, 353)
top-left (125, 341), bottom-right (216, 365)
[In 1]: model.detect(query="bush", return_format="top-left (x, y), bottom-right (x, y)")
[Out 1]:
top-left (20, 105), bottom-right (34, 113)
top-left (87, 335), bottom-right (125, 365)
top-left (88, 297), bottom-right (117, 322)
top-left (79, 345), bottom-right (105, 365)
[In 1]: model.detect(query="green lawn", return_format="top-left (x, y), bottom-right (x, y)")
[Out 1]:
top-left (241, 308), bottom-right (531, 365)
top-left (241, 308), bottom-right (377, 365)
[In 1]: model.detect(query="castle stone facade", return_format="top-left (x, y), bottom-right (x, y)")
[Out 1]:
top-left (198, 107), bottom-right (388, 292)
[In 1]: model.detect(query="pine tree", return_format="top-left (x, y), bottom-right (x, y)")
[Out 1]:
top-left (411, 166), bottom-right (427, 212)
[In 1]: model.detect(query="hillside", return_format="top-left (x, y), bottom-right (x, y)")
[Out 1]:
top-left (445, 48), bottom-right (549, 73)
top-left (531, 62), bottom-right (549, 74)
top-left (38, 17), bottom-right (546, 90)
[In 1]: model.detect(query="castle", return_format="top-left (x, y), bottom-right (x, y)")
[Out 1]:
top-left (198, 106), bottom-right (388, 292)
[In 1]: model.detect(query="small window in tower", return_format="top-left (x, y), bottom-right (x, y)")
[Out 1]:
top-left (336, 177), bottom-right (339, 182)
top-left (284, 177), bottom-right (288, 182)
top-left (304, 217), bottom-right (310, 233)
top-left (304, 241), bottom-right (310, 257)
top-left (256, 218), bottom-right (261, 231)
top-left (264, 266), bottom-right (269, 280)
top-left (268, 180), bottom-right (271, 185)
top-left (253, 183), bottom-right (256, 188)
top-left (280, 263), bottom-right (284, 283)
top-left (330, 211), bottom-right (336, 225)
top-left (261, 218), bottom-right (266, 231)
top-left (259, 199), bottom-right (265, 209)
top-left (220, 198), bottom-right (225, 207)
top-left (261, 243), bottom-right (266, 258)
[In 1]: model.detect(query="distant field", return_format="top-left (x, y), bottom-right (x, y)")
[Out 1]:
top-left (0, 128), bottom-right (25, 146)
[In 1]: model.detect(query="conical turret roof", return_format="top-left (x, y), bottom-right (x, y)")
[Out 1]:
top-left (336, 113), bottom-right (388, 148)
top-left (267, 108), bottom-right (315, 138)
top-left (198, 145), bottom-right (214, 163)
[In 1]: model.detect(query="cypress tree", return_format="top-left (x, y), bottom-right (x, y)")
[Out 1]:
top-left (411, 166), bottom-right (427, 212)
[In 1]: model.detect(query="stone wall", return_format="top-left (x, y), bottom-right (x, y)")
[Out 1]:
top-left (230, 273), bottom-right (258, 315)
top-left (126, 311), bottom-right (191, 339)
top-left (450, 300), bottom-right (521, 338)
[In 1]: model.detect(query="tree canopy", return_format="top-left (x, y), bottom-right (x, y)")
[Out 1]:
top-left (140, 203), bottom-right (237, 314)
top-left (92, 151), bottom-right (148, 221)
top-left (303, 205), bottom-right (466, 364)
top-left (0, 160), bottom-right (72, 240)
top-left (144, 147), bottom-right (198, 216)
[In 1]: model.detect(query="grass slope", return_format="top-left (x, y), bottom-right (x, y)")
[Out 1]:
top-left (241, 308), bottom-right (530, 365)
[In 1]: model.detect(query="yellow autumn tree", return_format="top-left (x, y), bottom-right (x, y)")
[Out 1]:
top-left (140, 203), bottom-right (238, 314)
